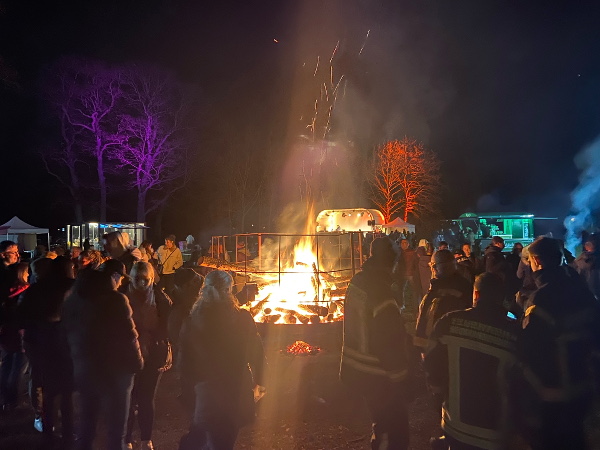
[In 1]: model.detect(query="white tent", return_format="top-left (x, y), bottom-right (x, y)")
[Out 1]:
top-left (382, 217), bottom-right (416, 234)
top-left (1, 216), bottom-right (50, 251)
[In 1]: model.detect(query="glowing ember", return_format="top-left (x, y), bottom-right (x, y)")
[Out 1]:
top-left (285, 340), bottom-right (320, 356)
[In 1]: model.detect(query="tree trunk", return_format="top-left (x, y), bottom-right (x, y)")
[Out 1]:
top-left (137, 189), bottom-right (147, 223)
top-left (96, 137), bottom-right (107, 222)
top-left (69, 166), bottom-right (84, 223)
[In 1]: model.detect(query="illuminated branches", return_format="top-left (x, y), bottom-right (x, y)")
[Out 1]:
top-left (43, 58), bottom-right (122, 221)
top-left (371, 138), bottom-right (441, 223)
top-left (42, 58), bottom-right (195, 222)
top-left (111, 65), bottom-right (193, 222)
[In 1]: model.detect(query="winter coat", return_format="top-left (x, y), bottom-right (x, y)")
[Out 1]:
top-left (340, 256), bottom-right (413, 396)
top-left (424, 303), bottom-right (519, 449)
top-left (179, 304), bottom-right (265, 428)
top-left (0, 264), bottom-right (20, 352)
top-left (414, 272), bottom-right (472, 350)
top-left (518, 266), bottom-right (600, 404)
top-left (485, 245), bottom-right (519, 296)
top-left (62, 270), bottom-right (143, 378)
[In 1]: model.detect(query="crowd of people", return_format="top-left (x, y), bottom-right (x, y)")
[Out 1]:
top-left (0, 233), bottom-right (266, 450)
top-left (342, 233), bottom-right (600, 450)
top-left (2, 229), bottom-right (600, 449)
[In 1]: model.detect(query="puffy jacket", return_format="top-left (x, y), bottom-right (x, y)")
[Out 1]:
top-left (179, 304), bottom-right (265, 427)
top-left (62, 270), bottom-right (143, 377)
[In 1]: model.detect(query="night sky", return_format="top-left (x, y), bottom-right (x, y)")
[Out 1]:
top-left (1, 1), bottom-right (600, 239)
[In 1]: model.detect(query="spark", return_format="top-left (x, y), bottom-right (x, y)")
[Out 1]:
top-left (273, 38), bottom-right (279, 43)
top-left (359, 29), bottom-right (370, 55)
top-left (313, 56), bottom-right (320, 77)
top-left (329, 41), bottom-right (339, 64)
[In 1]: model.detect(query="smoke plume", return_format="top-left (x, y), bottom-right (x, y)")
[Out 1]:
top-left (564, 135), bottom-right (600, 253)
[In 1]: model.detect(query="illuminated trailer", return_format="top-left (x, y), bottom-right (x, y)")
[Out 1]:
top-left (66, 222), bottom-right (148, 250)
top-left (445, 212), bottom-right (556, 251)
top-left (315, 209), bottom-right (385, 233)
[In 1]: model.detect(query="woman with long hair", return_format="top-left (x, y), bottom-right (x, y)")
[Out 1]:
top-left (125, 261), bottom-right (172, 450)
top-left (178, 270), bottom-right (266, 450)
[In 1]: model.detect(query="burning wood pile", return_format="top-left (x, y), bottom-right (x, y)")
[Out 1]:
top-left (200, 231), bottom-right (364, 324)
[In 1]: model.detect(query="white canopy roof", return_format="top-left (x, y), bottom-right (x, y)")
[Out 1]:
top-left (1, 216), bottom-right (50, 234)
top-left (383, 217), bottom-right (416, 233)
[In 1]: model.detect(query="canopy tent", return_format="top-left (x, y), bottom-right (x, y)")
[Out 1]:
top-left (382, 217), bottom-right (416, 234)
top-left (1, 216), bottom-right (50, 251)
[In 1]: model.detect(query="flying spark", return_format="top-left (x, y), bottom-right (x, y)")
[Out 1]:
top-left (359, 29), bottom-right (370, 55)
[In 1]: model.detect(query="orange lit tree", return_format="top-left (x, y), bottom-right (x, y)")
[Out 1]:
top-left (371, 138), bottom-right (441, 223)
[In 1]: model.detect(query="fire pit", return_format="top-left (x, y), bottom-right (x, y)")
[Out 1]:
top-left (200, 231), bottom-right (365, 325)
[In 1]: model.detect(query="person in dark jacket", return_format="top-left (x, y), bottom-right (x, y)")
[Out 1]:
top-left (484, 236), bottom-right (519, 298)
top-left (414, 250), bottom-right (472, 352)
top-left (462, 243), bottom-right (484, 276)
top-left (62, 260), bottom-right (143, 450)
top-left (340, 237), bottom-right (413, 450)
top-left (178, 270), bottom-right (266, 450)
top-left (416, 240), bottom-right (433, 296)
top-left (397, 239), bottom-right (421, 311)
top-left (506, 242), bottom-right (524, 276)
top-left (516, 237), bottom-right (600, 449)
top-left (515, 245), bottom-right (536, 310)
top-left (424, 272), bottom-right (519, 450)
top-left (0, 240), bottom-right (22, 412)
top-left (574, 233), bottom-right (600, 300)
top-left (168, 268), bottom-right (203, 357)
top-left (103, 231), bottom-right (141, 274)
top-left (18, 257), bottom-right (75, 441)
top-left (453, 249), bottom-right (475, 284)
top-left (124, 261), bottom-right (173, 450)
top-left (484, 236), bottom-right (508, 275)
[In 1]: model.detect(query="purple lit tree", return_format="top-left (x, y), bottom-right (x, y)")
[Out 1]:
top-left (111, 65), bottom-right (194, 222)
top-left (44, 58), bottom-right (122, 222)
top-left (42, 58), bottom-right (197, 223)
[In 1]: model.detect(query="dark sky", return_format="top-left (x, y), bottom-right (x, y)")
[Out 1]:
top-left (1, 0), bottom-right (600, 236)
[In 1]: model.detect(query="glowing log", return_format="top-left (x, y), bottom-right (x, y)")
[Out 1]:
top-left (298, 304), bottom-right (329, 317)
top-left (275, 307), bottom-right (311, 324)
top-left (263, 314), bottom-right (281, 324)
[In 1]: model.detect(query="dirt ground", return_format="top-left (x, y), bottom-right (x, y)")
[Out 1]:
top-left (0, 322), bottom-right (440, 450)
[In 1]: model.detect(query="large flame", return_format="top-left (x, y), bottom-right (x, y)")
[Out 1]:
top-left (241, 208), bottom-right (345, 324)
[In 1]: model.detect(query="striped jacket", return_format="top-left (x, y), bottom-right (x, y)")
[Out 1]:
top-left (340, 257), bottom-right (411, 393)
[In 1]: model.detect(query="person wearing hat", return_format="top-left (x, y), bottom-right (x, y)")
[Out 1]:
top-left (517, 237), bottom-right (600, 449)
top-left (62, 260), bottom-right (143, 450)
top-left (414, 249), bottom-right (472, 351)
top-left (340, 237), bottom-right (413, 449)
